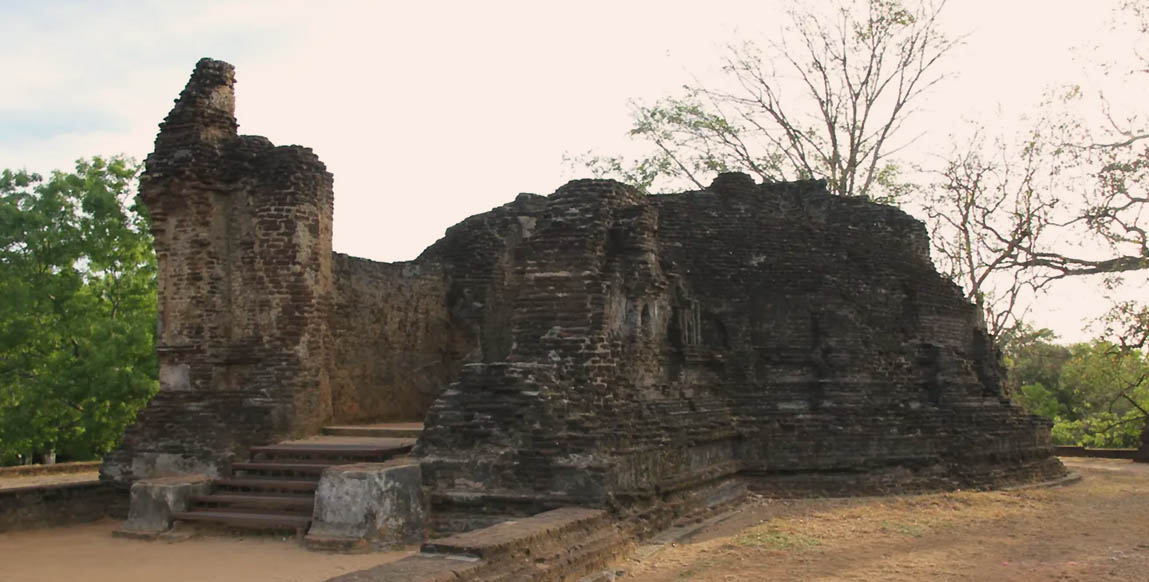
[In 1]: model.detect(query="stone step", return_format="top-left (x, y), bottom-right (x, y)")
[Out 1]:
top-left (171, 510), bottom-right (311, 532)
top-left (181, 503), bottom-right (312, 517)
top-left (249, 441), bottom-right (413, 463)
top-left (337, 507), bottom-right (620, 582)
top-left (485, 525), bottom-right (626, 582)
top-left (422, 507), bottom-right (609, 561)
top-left (232, 461), bottom-right (333, 477)
top-left (189, 493), bottom-right (314, 514)
top-left (321, 423), bottom-right (424, 438)
top-left (213, 478), bottom-right (318, 494)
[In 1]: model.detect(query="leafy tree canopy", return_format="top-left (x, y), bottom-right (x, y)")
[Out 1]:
top-left (0, 156), bottom-right (158, 465)
top-left (1009, 332), bottom-right (1148, 448)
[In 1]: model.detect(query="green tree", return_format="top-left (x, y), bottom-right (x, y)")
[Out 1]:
top-left (575, 0), bottom-right (956, 202)
top-left (0, 157), bottom-right (158, 465)
top-left (1058, 341), bottom-right (1148, 447)
top-left (1002, 326), bottom-right (1074, 415)
top-left (1011, 338), bottom-right (1148, 448)
top-left (1003, 329), bottom-right (1149, 448)
top-left (1002, 327), bottom-right (1070, 394)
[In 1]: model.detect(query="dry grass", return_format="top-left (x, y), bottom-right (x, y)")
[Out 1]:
top-left (624, 458), bottom-right (1149, 582)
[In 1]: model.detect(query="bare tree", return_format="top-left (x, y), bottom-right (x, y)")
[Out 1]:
top-left (998, 3), bottom-right (1149, 349)
top-left (1098, 300), bottom-right (1149, 352)
top-left (925, 126), bottom-right (1058, 341)
top-left (579, 0), bottom-right (957, 203)
top-left (1013, 112), bottom-right (1149, 281)
top-left (922, 1), bottom-right (1149, 349)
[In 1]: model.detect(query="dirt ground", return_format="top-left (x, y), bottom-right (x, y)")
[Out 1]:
top-left (1, 458), bottom-right (1145, 582)
top-left (623, 458), bottom-right (1149, 582)
top-left (0, 470), bottom-right (99, 490)
top-left (0, 521), bottom-right (409, 582)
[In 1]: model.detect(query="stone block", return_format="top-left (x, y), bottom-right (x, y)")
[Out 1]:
top-left (116, 474), bottom-right (211, 536)
top-left (305, 459), bottom-right (425, 551)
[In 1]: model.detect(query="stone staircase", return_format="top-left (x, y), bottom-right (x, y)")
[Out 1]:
top-left (171, 424), bottom-right (421, 535)
top-left (327, 507), bottom-right (629, 582)
top-left (321, 422), bottom-right (424, 438)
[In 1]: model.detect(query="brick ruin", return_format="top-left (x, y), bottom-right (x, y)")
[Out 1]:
top-left (102, 59), bottom-right (1067, 534)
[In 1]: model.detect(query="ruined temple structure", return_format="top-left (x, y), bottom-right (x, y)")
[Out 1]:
top-left (103, 59), bottom-right (1066, 551)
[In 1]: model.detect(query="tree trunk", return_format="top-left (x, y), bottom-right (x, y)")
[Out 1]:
top-left (1135, 420), bottom-right (1149, 463)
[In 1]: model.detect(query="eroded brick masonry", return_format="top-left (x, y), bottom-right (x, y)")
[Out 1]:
top-left (103, 59), bottom-right (1068, 530)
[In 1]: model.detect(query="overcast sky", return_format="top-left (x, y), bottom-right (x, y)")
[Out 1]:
top-left (2, 0), bottom-right (1140, 342)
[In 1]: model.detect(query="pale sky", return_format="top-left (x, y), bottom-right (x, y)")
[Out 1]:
top-left (2, 0), bottom-right (1141, 343)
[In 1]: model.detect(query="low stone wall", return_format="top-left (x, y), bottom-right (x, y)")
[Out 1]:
top-left (1055, 446), bottom-right (1140, 459)
top-left (0, 479), bottom-right (125, 532)
top-left (330, 507), bottom-right (628, 582)
top-left (0, 461), bottom-right (101, 478)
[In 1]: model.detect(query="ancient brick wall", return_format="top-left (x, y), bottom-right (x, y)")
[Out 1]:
top-left (651, 178), bottom-right (1057, 494)
top-left (107, 60), bottom-right (1063, 531)
top-left (329, 254), bottom-right (470, 422)
top-left (418, 182), bottom-right (692, 515)
top-left (103, 59), bottom-right (335, 484)
top-left (416, 175), bottom-right (1065, 529)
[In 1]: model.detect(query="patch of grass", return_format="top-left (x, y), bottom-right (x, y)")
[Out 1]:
top-left (880, 519), bottom-right (931, 537)
top-left (677, 558), bottom-right (715, 579)
top-left (733, 521), bottom-right (821, 551)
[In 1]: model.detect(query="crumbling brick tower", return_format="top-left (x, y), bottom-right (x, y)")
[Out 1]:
top-left (102, 59), bottom-right (335, 482)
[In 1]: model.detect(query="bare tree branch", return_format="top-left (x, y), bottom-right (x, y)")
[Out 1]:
top-left (588, 0), bottom-right (957, 202)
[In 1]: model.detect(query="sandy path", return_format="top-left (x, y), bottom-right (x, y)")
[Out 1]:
top-left (622, 458), bottom-right (1149, 582)
top-left (0, 471), bottom-right (99, 490)
top-left (0, 520), bottom-right (409, 582)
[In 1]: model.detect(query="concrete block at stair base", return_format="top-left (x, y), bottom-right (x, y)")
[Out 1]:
top-left (306, 459), bottom-right (425, 550)
top-left (117, 474), bottom-right (212, 535)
